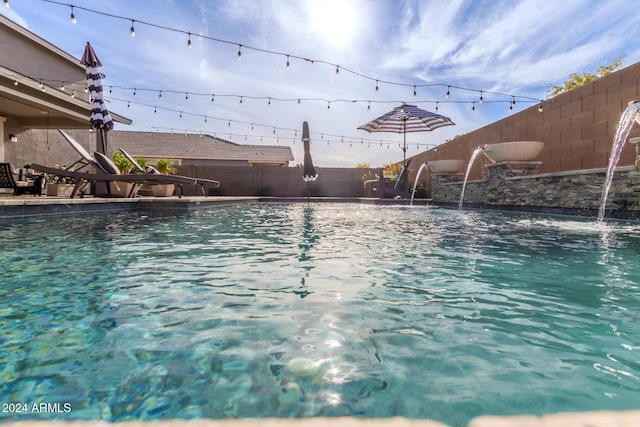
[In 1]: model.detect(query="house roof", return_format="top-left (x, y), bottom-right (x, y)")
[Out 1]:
top-left (109, 131), bottom-right (293, 165)
top-left (0, 15), bottom-right (130, 129)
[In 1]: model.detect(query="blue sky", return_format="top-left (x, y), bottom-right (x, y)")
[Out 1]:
top-left (3, 0), bottom-right (640, 167)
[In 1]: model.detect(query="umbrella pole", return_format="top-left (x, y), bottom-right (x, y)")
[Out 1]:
top-left (306, 181), bottom-right (310, 204)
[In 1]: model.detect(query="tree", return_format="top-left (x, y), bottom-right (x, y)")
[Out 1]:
top-left (547, 55), bottom-right (625, 98)
top-left (383, 162), bottom-right (402, 178)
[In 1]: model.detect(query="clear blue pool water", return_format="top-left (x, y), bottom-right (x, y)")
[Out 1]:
top-left (1, 203), bottom-right (639, 426)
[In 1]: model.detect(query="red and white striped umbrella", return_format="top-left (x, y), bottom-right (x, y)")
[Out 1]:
top-left (81, 42), bottom-right (113, 153)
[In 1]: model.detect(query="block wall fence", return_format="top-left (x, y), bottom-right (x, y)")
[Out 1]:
top-left (407, 61), bottom-right (640, 184)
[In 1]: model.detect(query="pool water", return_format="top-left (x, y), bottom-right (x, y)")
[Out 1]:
top-left (1, 203), bottom-right (639, 426)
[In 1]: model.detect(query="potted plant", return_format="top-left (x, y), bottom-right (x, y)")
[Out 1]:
top-left (45, 165), bottom-right (76, 197)
top-left (107, 152), bottom-right (137, 197)
top-left (148, 158), bottom-right (176, 197)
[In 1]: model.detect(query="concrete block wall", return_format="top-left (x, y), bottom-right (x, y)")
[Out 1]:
top-left (408, 62), bottom-right (640, 183)
top-left (177, 165), bottom-right (382, 198)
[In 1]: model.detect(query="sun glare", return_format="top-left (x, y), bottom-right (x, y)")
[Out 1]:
top-left (306, 0), bottom-right (358, 46)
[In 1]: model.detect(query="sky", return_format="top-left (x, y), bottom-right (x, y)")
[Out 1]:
top-left (3, 0), bottom-right (640, 167)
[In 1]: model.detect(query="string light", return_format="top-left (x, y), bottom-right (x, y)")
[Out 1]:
top-left (446, 86), bottom-right (450, 98)
top-left (479, 91), bottom-right (484, 103)
top-left (70, 5), bottom-right (76, 24)
top-left (41, 0), bottom-right (542, 106)
top-left (375, 80), bottom-right (379, 93)
top-left (472, 102), bottom-right (475, 112)
top-left (413, 85), bottom-right (417, 97)
top-left (538, 103), bottom-right (543, 112)
top-left (185, 92), bottom-right (189, 101)
top-left (187, 33), bottom-right (192, 48)
top-left (130, 20), bottom-right (135, 37)
top-left (286, 55), bottom-right (290, 69)
top-left (367, 101), bottom-right (371, 111)
top-left (60, 82), bottom-right (65, 91)
top-left (336, 65), bottom-right (340, 75)
top-left (435, 101), bottom-right (439, 112)
top-left (159, 90), bottom-right (162, 98)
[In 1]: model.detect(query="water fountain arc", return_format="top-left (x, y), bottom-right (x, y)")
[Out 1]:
top-left (410, 162), bottom-right (429, 205)
top-left (458, 146), bottom-right (486, 209)
top-left (597, 100), bottom-right (640, 221)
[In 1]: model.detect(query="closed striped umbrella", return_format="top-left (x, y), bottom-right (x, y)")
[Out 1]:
top-left (81, 42), bottom-right (113, 154)
top-left (302, 121), bottom-right (318, 182)
top-left (358, 103), bottom-right (454, 168)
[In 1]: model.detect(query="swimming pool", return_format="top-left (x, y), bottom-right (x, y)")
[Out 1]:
top-left (1, 203), bottom-right (639, 426)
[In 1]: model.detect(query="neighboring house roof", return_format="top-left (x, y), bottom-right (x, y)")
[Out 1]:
top-left (110, 131), bottom-right (293, 166)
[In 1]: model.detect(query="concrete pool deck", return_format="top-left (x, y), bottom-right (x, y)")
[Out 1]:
top-left (3, 410), bottom-right (640, 427)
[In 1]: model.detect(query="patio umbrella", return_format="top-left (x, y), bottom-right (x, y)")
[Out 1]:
top-left (81, 42), bottom-right (113, 154)
top-left (302, 121), bottom-right (318, 182)
top-left (358, 103), bottom-right (455, 168)
top-left (302, 121), bottom-right (317, 202)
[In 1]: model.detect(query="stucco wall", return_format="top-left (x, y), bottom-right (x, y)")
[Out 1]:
top-left (408, 62), bottom-right (640, 184)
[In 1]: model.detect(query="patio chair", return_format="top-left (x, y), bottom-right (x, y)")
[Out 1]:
top-left (31, 130), bottom-right (221, 198)
top-left (0, 163), bottom-right (38, 196)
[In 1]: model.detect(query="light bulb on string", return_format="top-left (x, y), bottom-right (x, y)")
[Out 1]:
top-left (154, 107), bottom-right (157, 114)
top-left (472, 102), bottom-right (476, 112)
top-left (133, 88), bottom-right (136, 96)
top-left (367, 101), bottom-right (371, 111)
top-left (327, 101), bottom-right (331, 109)
top-left (446, 85), bottom-right (450, 98)
top-left (204, 116), bottom-right (207, 123)
top-left (60, 82), bottom-right (65, 91)
top-left (237, 45), bottom-right (242, 60)
top-left (211, 95), bottom-right (214, 102)
top-left (538, 103), bottom-right (543, 112)
top-left (286, 55), bottom-right (290, 69)
top-left (130, 20), bottom-right (135, 37)
top-left (375, 80), bottom-right (379, 93)
top-left (159, 90), bottom-right (162, 98)
top-left (479, 91), bottom-right (484, 103)
top-left (268, 97), bottom-right (271, 105)
top-left (179, 111), bottom-right (182, 118)
top-left (297, 99), bottom-right (300, 104)
top-left (435, 101), bottom-right (439, 112)
top-left (336, 65), bottom-right (340, 75)
top-left (185, 92), bottom-right (189, 101)
top-left (413, 85), bottom-right (417, 97)
top-left (70, 6), bottom-right (76, 24)
top-left (109, 86), bottom-right (112, 94)
top-left (240, 96), bottom-right (243, 104)
top-left (187, 33), bottom-right (192, 48)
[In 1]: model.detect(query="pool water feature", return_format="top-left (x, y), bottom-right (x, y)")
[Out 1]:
top-left (1, 203), bottom-right (640, 426)
top-left (458, 146), bottom-right (485, 209)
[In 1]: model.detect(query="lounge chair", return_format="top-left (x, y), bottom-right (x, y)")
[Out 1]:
top-left (0, 163), bottom-right (39, 196)
top-left (31, 130), bottom-right (221, 198)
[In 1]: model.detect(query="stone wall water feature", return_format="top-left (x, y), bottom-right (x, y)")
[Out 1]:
top-left (432, 161), bottom-right (640, 219)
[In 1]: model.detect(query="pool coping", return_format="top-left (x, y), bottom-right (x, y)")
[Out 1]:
top-left (0, 196), bottom-right (427, 219)
top-left (3, 410), bottom-right (640, 427)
